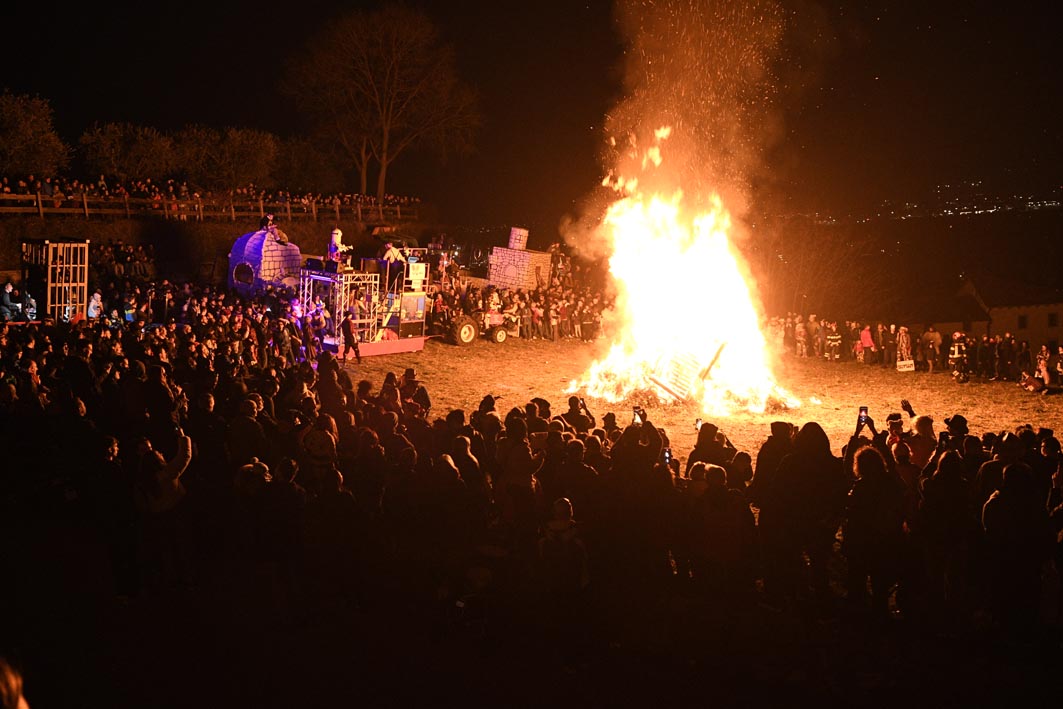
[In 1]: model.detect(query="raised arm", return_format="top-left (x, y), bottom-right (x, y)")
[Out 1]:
top-left (164, 434), bottom-right (193, 481)
top-left (641, 418), bottom-right (664, 461)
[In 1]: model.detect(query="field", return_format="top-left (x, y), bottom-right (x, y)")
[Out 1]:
top-left (349, 336), bottom-right (1063, 458)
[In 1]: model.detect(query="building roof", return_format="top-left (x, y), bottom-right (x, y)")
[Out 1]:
top-left (895, 291), bottom-right (989, 326)
top-left (964, 273), bottom-right (1063, 308)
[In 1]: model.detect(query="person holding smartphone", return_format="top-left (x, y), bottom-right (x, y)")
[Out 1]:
top-left (560, 395), bottom-right (595, 433)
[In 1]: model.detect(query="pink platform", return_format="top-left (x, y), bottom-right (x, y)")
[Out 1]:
top-left (324, 335), bottom-right (429, 357)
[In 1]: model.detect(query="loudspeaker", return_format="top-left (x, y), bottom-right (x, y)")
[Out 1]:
top-left (324, 260), bottom-right (339, 274)
top-left (305, 258), bottom-right (324, 271)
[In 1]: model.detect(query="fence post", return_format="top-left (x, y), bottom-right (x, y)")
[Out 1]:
top-left (397, 204), bottom-right (402, 220)
top-left (311, 201), bottom-right (317, 221)
top-left (259, 198), bottom-right (264, 218)
top-left (285, 201), bottom-right (292, 221)
top-left (197, 198), bottom-right (204, 222)
top-left (335, 202), bottom-right (341, 224)
top-left (37, 192), bottom-right (44, 219)
top-left (124, 194), bottom-right (130, 218)
top-left (82, 193), bottom-right (89, 218)
top-left (230, 202), bottom-right (236, 222)
top-left (357, 203), bottom-right (363, 221)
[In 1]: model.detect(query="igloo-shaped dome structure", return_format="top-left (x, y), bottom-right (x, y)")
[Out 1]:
top-left (228, 227), bottom-right (302, 294)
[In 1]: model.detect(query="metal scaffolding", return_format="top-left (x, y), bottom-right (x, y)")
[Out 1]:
top-left (298, 257), bottom-right (430, 343)
top-left (299, 267), bottom-right (380, 340)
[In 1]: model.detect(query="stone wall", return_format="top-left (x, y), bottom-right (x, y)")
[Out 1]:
top-left (488, 247), bottom-right (552, 291)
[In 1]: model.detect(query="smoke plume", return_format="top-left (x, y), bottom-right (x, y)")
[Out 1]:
top-left (562, 0), bottom-right (791, 254)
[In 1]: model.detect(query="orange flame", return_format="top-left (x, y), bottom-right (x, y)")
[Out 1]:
top-left (570, 130), bottom-right (796, 416)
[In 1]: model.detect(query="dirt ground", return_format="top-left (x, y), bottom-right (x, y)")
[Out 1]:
top-left (347, 335), bottom-right (1063, 460)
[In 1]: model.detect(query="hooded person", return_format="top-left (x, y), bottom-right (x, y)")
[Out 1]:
top-left (748, 421), bottom-right (794, 507)
top-left (758, 422), bottom-right (846, 602)
top-left (685, 422), bottom-right (736, 475)
top-left (601, 411), bottom-right (619, 437)
top-left (531, 397), bottom-right (552, 421)
top-left (982, 462), bottom-right (1054, 630)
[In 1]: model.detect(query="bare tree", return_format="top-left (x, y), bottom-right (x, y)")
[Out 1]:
top-left (0, 92), bottom-right (69, 176)
top-left (286, 4), bottom-right (479, 209)
top-left (283, 43), bottom-right (374, 195)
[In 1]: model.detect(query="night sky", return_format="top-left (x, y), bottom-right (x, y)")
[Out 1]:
top-left (3, 1), bottom-right (1060, 231)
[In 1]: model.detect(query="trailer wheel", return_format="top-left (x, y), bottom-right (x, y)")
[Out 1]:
top-left (451, 315), bottom-right (479, 345)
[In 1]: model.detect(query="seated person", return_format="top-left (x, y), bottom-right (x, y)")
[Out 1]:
top-left (1020, 370), bottom-right (1046, 393)
top-left (1, 282), bottom-right (21, 321)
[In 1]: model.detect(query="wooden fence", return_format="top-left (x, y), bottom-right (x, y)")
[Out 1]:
top-left (0, 192), bottom-right (419, 223)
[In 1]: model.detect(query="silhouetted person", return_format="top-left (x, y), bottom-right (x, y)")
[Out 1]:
top-left (918, 450), bottom-right (977, 619)
top-left (559, 395), bottom-right (595, 433)
top-left (692, 463), bottom-right (755, 597)
top-left (982, 463), bottom-right (1053, 633)
top-left (844, 446), bottom-right (905, 619)
top-left (759, 422), bottom-right (846, 605)
top-left (974, 432), bottom-right (1023, 509)
top-left (685, 422), bottom-right (736, 475)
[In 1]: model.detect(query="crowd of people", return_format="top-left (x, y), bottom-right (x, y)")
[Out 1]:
top-left (431, 265), bottom-right (609, 343)
top-left (0, 173), bottom-right (420, 213)
top-left (2, 284), bottom-right (1062, 630)
top-left (772, 314), bottom-right (1063, 390)
top-left (3, 237), bottom-right (1063, 703)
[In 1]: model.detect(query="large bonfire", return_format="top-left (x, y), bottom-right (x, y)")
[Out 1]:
top-left (569, 128), bottom-right (796, 416)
